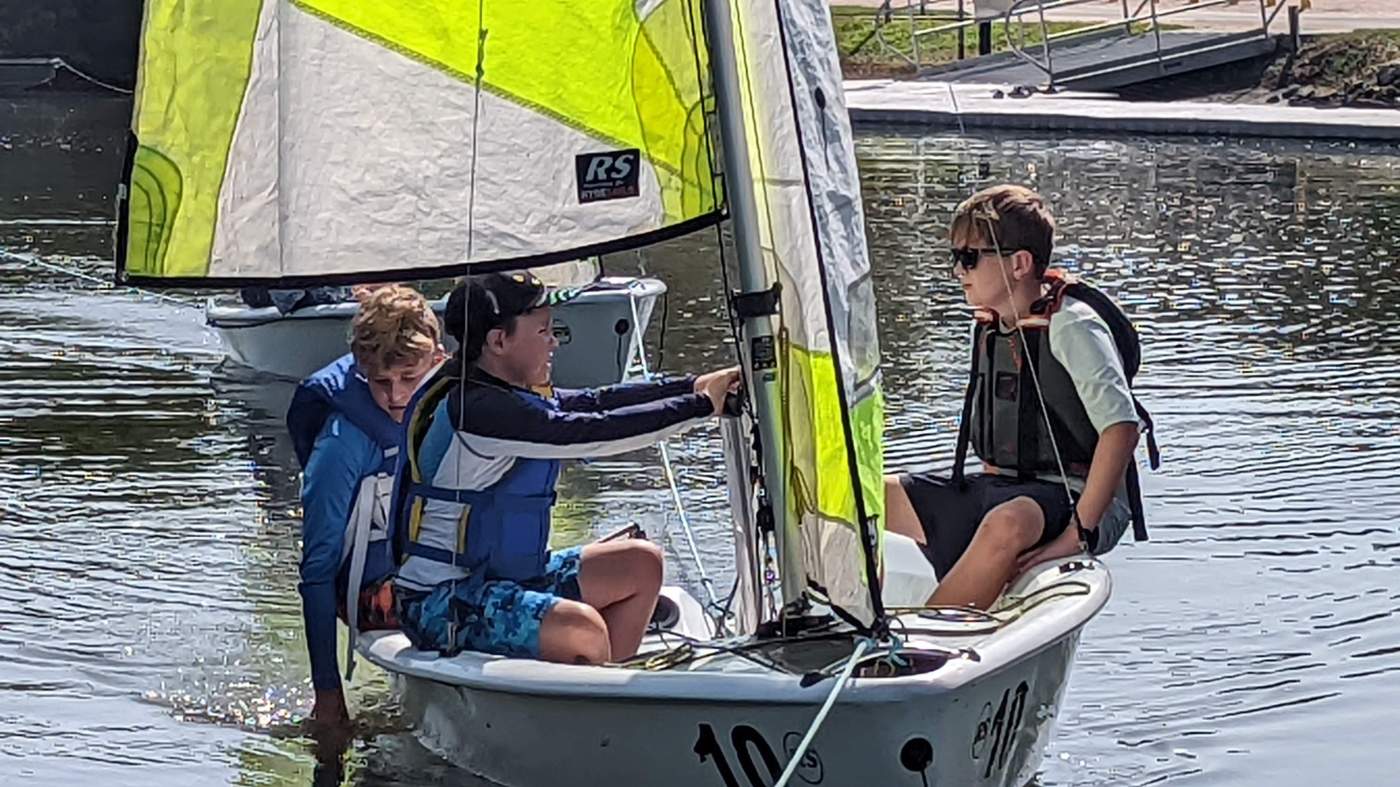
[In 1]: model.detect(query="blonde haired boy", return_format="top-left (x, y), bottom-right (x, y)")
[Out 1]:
top-left (286, 285), bottom-right (444, 739)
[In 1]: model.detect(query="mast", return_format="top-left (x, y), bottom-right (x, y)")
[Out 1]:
top-left (699, 0), bottom-right (804, 612)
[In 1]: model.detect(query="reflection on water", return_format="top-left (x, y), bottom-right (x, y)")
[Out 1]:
top-left (859, 131), bottom-right (1400, 786)
top-left (2, 95), bottom-right (1398, 784)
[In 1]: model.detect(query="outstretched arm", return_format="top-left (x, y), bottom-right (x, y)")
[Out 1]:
top-left (457, 368), bottom-right (737, 459)
top-left (461, 390), bottom-right (714, 460)
top-left (554, 375), bottom-right (696, 412)
top-left (298, 421), bottom-right (379, 701)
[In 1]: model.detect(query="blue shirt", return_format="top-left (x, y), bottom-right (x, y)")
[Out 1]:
top-left (298, 414), bottom-right (395, 691)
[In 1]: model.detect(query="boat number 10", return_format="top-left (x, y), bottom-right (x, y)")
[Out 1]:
top-left (694, 723), bottom-right (824, 786)
top-left (973, 680), bottom-right (1031, 778)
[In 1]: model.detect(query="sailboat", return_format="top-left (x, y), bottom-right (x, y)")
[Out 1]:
top-left (204, 262), bottom-right (668, 387)
top-left (117, 0), bottom-right (1111, 784)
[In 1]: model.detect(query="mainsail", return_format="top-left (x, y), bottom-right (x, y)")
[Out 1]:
top-left (120, 0), bottom-right (886, 627)
top-left (721, 0), bottom-right (886, 625)
top-left (118, 0), bottom-right (722, 286)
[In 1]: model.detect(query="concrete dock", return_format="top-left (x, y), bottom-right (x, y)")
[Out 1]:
top-left (844, 79), bottom-right (1400, 140)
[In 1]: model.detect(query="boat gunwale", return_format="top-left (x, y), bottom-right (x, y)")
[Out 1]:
top-left (204, 276), bottom-right (669, 328)
top-left (358, 558), bottom-right (1111, 705)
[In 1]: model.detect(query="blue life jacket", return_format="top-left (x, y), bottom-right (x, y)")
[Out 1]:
top-left (287, 353), bottom-right (401, 473)
top-left (393, 367), bottom-right (560, 587)
top-left (287, 353), bottom-right (403, 678)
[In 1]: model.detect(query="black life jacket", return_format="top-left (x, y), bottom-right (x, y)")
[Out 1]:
top-left (952, 269), bottom-right (1160, 541)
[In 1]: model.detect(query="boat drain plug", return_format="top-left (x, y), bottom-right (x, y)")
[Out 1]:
top-left (899, 737), bottom-right (934, 772)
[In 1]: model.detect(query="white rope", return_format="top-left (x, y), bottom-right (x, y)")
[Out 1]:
top-left (940, 79), bottom-right (1080, 526)
top-left (51, 58), bottom-right (134, 94)
top-left (941, 81), bottom-right (1081, 535)
top-left (774, 637), bottom-right (873, 787)
top-left (624, 284), bottom-right (723, 615)
top-left (980, 218), bottom-right (1081, 527)
top-left (0, 248), bottom-right (201, 311)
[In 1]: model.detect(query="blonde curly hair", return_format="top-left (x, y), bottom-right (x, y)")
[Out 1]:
top-left (350, 285), bottom-right (441, 373)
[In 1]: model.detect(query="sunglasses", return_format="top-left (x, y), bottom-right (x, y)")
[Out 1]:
top-left (949, 246), bottom-right (1002, 275)
top-left (949, 246), bottom-right (1031, 277)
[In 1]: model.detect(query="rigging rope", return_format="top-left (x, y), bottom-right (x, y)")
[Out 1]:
top-left (980, 218), bottom-right (1083, 536)
top-left (624, 285), bottom-right (727, 630)
top-left (440, 0), bottom-right (491, 656)
top-left (773, 637), bottom-right (872, 787)
top-left (0, 248), bottom-right (201, 311)
top-left (52, 58), bottom-right (134, 95)
top-left (941, 80), bottom-right (1086, 551)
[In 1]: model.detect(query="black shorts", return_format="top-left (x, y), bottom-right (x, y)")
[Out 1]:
top-left (899, 472), bottom-right (1078, 579)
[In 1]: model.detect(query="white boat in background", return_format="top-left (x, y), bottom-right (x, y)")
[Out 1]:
top-left (207, 275), bottom-right (667, 387)
top-left (118, 0), bottom-right (1116, 783)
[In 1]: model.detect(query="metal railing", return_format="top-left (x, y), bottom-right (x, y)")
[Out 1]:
top-left (857, 0), bottom-right (1296, 85)
top-left (1003, 0), bottom-right (1292, 87)
top-left (850, 0), bottom-right (976, 69)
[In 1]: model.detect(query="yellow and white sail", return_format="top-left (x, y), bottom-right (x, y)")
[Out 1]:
top-left (122, 0), bottom-right (887, 627)
top-left (726, 0), bottom-right (886, 624)
top-left (119, 0), bottom-right (721, 285)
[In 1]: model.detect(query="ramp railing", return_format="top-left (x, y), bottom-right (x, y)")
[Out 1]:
top-left (1003, 0), bottom-right (1292, 88)
top-left (852, 0), bottom-right (1298, 84)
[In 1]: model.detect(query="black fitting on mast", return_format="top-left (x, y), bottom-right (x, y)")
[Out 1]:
top-left (730, 282), bottom-right (781, 320)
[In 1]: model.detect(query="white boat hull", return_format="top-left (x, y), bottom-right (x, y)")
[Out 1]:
top-left (359, 549), bottom-right (1110, 787)
top-left (392, 634), bottom-right (1076, 787)
top-left (207, 277), bottom-right (666, 387)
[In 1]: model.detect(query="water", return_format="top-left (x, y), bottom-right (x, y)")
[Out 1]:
top-left (3, 95), bottom-right (1398, 785)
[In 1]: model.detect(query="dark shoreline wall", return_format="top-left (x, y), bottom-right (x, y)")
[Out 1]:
top-left (0, 1), bottom-right (143, 89)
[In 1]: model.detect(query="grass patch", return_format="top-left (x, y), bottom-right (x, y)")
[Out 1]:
top-left (832, 5), bottom-right (1092, 78)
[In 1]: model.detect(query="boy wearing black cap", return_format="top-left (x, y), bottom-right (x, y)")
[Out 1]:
top-left (394, 271), bottom-right (739, 665)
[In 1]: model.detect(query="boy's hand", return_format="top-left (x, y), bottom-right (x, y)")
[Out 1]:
top-left (695, 366), bottom-right (741, 415)
top-left (309, 688), bottom-right (353, 744)
top-left (1014, 520), bottom-right (1088, 577)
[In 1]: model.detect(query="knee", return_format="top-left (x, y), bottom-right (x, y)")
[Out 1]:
top-left (630, 540), bottom-right (664, 590)
top-left (543, 602), bottom-right (611, 665)
top-left (883, 475), bottom-right (925, 544)
top-left (980, 502), bottom-right (1042, 553)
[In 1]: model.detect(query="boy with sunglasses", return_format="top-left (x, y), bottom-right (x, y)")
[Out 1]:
top-left (885, 184), bottom-right (1149, 608)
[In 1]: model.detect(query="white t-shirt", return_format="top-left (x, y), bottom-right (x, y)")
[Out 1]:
top-left (1047, 295), bottom-right (1140, 434)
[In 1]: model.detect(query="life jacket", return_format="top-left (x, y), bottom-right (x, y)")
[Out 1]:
top-left (286, 353), bottom-right (401, 678)
top-left (952, 269), bottom-right (1160, 541)
top-left (391, 363), bottom-right (561, 594)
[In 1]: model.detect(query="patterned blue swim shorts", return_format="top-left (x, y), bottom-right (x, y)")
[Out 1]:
top-left (400, 546), bottom-right (584, 658)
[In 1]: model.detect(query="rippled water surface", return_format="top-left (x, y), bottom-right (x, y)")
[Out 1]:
top-left (3, 95), bottom-right (1398, 785)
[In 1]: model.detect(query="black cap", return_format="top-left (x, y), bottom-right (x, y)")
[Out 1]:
top-left (444, 271), bottom-right (585, 349)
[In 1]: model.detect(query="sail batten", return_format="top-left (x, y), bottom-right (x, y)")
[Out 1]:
top-left (118, 0), bottom-right (722, 287)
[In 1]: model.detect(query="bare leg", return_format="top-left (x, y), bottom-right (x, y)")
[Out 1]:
top-left (577, 540), bottom-right (664, 661)
top-left (928, 497), bottom-right (1043, 609)
top-left (538, 600), bottom-right (611, 665)
top-left (884, 475), bottom-right (926, 545)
